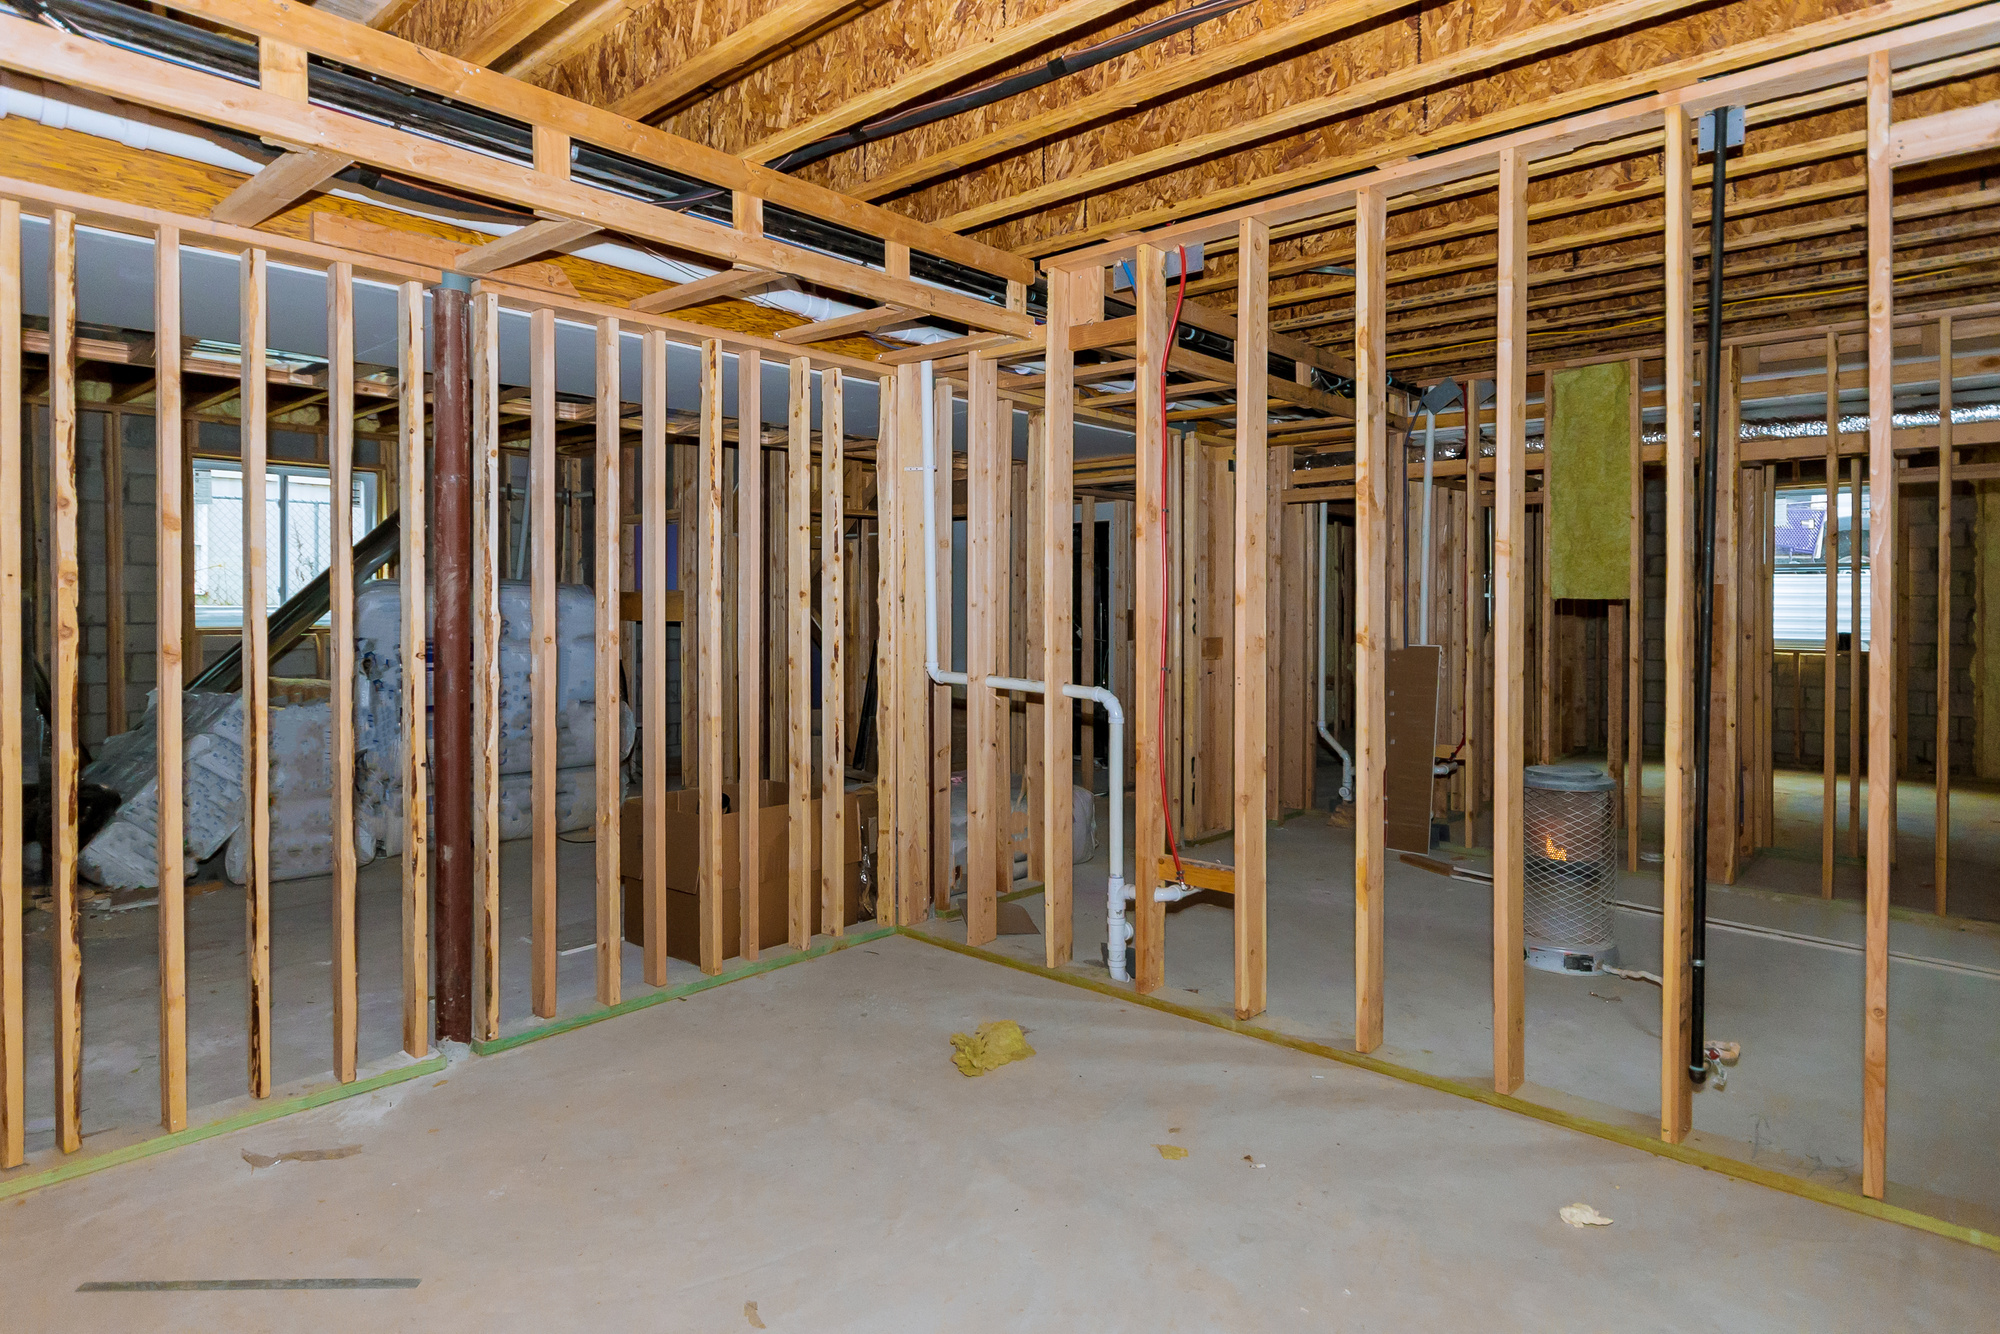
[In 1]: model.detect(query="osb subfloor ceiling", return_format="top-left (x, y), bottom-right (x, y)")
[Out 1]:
top-left (375, 0), bottom-right (2000, 382)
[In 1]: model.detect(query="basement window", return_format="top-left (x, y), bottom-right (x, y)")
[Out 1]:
top-left (191, 460), bottom-right (377, 627)
top-left (1770, 482), bottom-right (1871, 652)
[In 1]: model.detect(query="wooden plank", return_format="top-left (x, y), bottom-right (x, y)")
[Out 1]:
top-left (1627, 357), bottom-right (1644, 869)
top-left (698, 341), bottom-right (726, 971)
top-left (1661, 108), bottom-right (1696, 1145)
top-left (470, 287), bottom-right (503, 1036)
top-left (787, 357), bottom-right (812, 949)
top-left (1849, 453), bottom-right (1863, 857)
top-left (774, 305), bottom-right (919, 345)
top-left (457, 218), bottom-right (601, 276)
top-left (1763, 463), bottom-right (1778, 846)
top-left (640, 330), bottom-right (669, 985)
top-left (49, 208), bottom-right (81, 1149)
top-left (930, 374), bottom-right (953, 913)
top-left (209, 148), bottom-right (354, 228)
top-left (0, 200), bottom-right (21, 1164)
top-left (594, 317), bottom-right (623, 1006)
top-left (935, 0), bottom-right (1706, 234)
top-left (966, 350), bottom-right (1001, 948)
top-left (1492, 154), bottom-right (1528, 1096)
top-left (1823, 332), bottom-right (1839, 897)
top-left (149, 0), bottom-right (1036, 288)
top-left (1043, 269), bottom-right (1078, 968)
top-left (103, 415), bottom-right (125, 737)
top-left (241, 249), bottom-right (274, 1096)
top-left (1862, 50), bottom-right (1893, 1203)
top-left (1887, 101), bottom-right (2000, 166)
top-left (1234, 218), bottom-right (1271, 1023)
top-left (0, 13), bottom-right (1034, 336)
top-left (259, 34), bottom-right (308, 101)
top-left (631, 266), bottom-right (785, 315)
top-left (396, 279), bottom-right (429, 1060)
top-left (529, 307), bottom-right (560, 1014)
top-left (609, 0), bottom-right (863, 122)
top-left (1133, 246), bottom-right (1167, 993)
top-left (737, 352), bottom-right (765, 960)
top-left (328, 261), bottom-right (360, 1073)
top-left (820, 371), bottom-right (845, 938)
top-left (150, 223), bottom-right (188, 1126)
top-left (741, 0), bottom-right (1135, 161)
top-left (1353, 193), bottom-right (1391, 1048)
top-left (1935, 314), bottom-right (1952, 916)
top-left (1154, 856), bottom-right (1236, 895)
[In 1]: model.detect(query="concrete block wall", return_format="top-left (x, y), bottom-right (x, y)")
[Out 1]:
top-left (77, 408), bottom-right (159, 750)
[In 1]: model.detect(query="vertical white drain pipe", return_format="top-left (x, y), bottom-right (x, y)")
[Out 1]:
top-left (1418, 408), bottom-right (1438, 646)
top-left (1316, 502), bottom-right (1354, 804)
top-left (918, 363), bottom-right (1132, 977)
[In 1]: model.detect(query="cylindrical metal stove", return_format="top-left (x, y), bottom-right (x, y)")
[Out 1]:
top-left (1522, 763), bottom-right (1618, 974)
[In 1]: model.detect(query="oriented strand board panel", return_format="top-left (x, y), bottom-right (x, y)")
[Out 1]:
top-left (1545, 361), bottom-right (1633, 601)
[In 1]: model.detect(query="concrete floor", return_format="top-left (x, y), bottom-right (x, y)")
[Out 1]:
top-left (5, 933), bottom-right (1996, 1331)
top-left (9, 835), bottom-right (709, 1159)
top-left (954, 758), bottom-right (2000, 1233)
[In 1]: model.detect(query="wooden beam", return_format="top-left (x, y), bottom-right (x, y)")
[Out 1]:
top-left (1042, 272), bottom-right (1077, 970)
top-left (471, 287), bottom-right (503, 1037)
top-left (49, 209), bottom-right (81, 1151)
top-left (456, 218), bottom-right (601, 276)
top-left (396, 278), bottom-right (429, 1060)
top-left (1888, 101), bottom-right (2000, 167)
top-left (209, 148), bottom-right (354, 228)
top-left (630, 266), bottom-right (789, 315)
top-left (639, 330), bottom-right (669, 986)
top-left (820, 371), bottom-right (845, 938)
top-left (738, 350), bottom-right (765, 960)
top-left (1935, 315), bottom-right (1953, 916)
top-left (328, 262), bottom-right (361, 1071)
top-left (787, 356), bottom-right (812, 949)
top-left (0, 199), bottom-right (22, 1166)
top-left (1849, 451), bottom-right (1863, 858)
top-left (242, 250), bottom-right (274, 1095)
top-left (774, 305), bottom-right (920, 345)
top-left (938, 0), bottom-right (1706, 233)
top-left (500, 0), bottom-right (646, 81)
top-left (930, 375), bottom-right (953, 913)
top-left (863, 0), bottom-right (1449, 205)
top-left (1661, 108), bottom-right (1696, 1145)
top-left (1862, 49), bottom-right (1894, 1203)
top-left (610, 0), bottom-right (866, 123)
top-left (594, 316), bottom-right (623, 1005)
top-left (1133, 244), bottom-right (1167, 993)
top-left (460, 0), bottom-right (587, 69)
top-left (1029, 0), bottom-right (1995, 264)
top-left (151, 223), bottom-right (189, 1126)
top-left (1235, 217), bottom-right (1271, 1024)
top-left (1491, 153), bottom-right (1527, 1097)
top-left (966, 349), bottom-right (1001, 948)
top-left (529, 307), bottom-right (560, 1014)
top-left (2, 10), bottom-right (1035, 330)
top-left (698, 340), bottom-right (726, 972)
top-left (741, 0), bottom-right (1135, 162)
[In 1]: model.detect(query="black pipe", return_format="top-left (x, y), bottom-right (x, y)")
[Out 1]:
top-left (1689, 112), bottom-right (1731, 1086)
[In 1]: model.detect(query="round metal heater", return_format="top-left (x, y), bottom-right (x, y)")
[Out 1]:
top-left (1522, 763), bottom-right (1618, 974)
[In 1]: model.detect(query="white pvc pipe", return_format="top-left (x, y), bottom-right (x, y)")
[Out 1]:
top-left (919, 362), bottom-right (1131, 977)
top-left (1418, 409), bottom-right (1438, 646)
top-left (1316, 501), bottom-right (1354, 804)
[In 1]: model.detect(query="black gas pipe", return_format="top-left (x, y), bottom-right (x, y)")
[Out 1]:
top-left (1689, 109), bottom-right (1736, 1086)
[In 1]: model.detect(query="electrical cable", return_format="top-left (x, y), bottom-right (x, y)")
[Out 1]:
top-left (1157, 245), bottom-right (1191, 885)
top-left (764, 0), bottom-right (1255, 177)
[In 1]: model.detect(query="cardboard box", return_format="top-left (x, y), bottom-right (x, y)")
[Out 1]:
top-left (620, 781), bottom-right (876, 966)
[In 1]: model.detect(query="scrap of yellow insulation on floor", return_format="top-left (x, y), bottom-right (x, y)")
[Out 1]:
top-left (950, 1021), bottom-right (1036, 1076)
